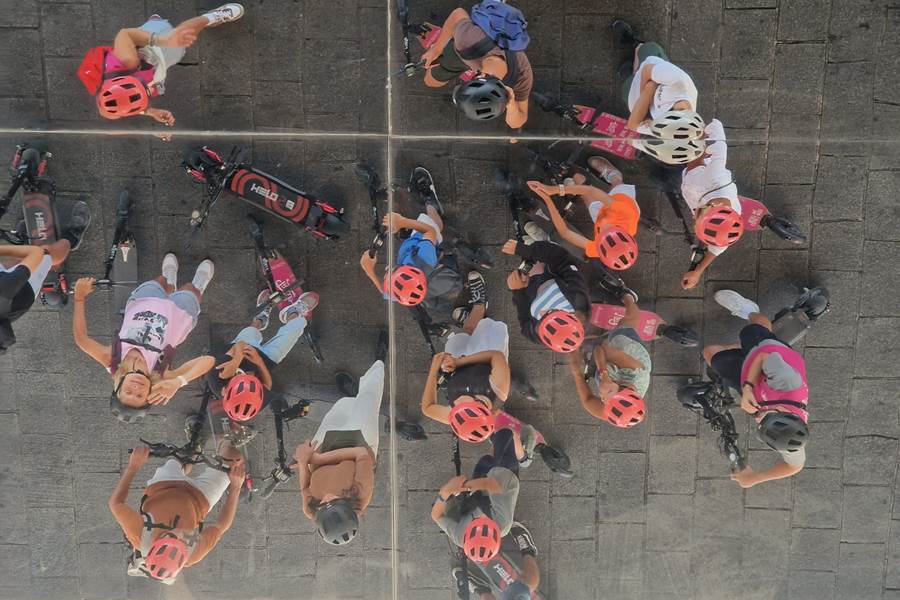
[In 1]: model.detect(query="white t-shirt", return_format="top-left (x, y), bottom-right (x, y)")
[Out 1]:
top-left (628, 56), bottom-right (699, 134)
top-left (681, 119), bottom-right (741, 256)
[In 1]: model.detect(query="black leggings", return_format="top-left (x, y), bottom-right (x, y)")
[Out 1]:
top-left (472, 428), bottom-right (519, 478)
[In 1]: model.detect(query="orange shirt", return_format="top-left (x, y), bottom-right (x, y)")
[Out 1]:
top-left (585, 194), bottom-right (640, 259)
top-left (112, 481), bottom-right (223, 567)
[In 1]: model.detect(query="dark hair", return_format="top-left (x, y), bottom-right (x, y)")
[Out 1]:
top-left (308, 485), bottom-right (364, 514)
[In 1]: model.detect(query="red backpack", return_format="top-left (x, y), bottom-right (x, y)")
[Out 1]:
top-left (77, 46), bottom-right (114, 94)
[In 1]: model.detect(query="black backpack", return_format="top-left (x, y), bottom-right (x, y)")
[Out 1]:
top-left (410, 249), bottom-right (464, 322)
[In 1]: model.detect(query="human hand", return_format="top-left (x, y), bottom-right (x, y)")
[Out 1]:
top-left (430, 352), bottom-right (447, 373)
top-left (440, 475), bottom-right (468, 498)
top-left (227, 460), bottom-right (247, 488)
top-left (740, 385), bottom-right (759, 414)
top-left (128, 444), bottom-right (151, 470)
top-left (507, 269), bottom-right (529, 290)
top-left (421, 45), bottom-right (440, 67)
top-left (148, 378), bottom-right (180, 405)
top-left (360, 250), bottom-right (377, 272)
top-left (161, 24), bottom-right (198, 48)
top-left (215, 359), bottom-right (239, 380)
top-left (382, 212), bottom-right (404, 234)
top-left (501, 240), bottom-right (519, 255)
top-left (730, 466), bottom-right (757, 488)
top-left (146, 108), bottom-right (175, 126)
top-left (681, 270), bottom-right (701, 290)
top-left (440, 354), bottom-right (458, 374)
top-left (294, 440), bottom-right (318, 464)
top-left (526, 180), bottom-right (554, 198)
top-left (74, 277), bottom-right (96, 301)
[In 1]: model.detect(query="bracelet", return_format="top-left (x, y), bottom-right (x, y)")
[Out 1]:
top-left (742, 381), bottom-right (754, 389)
top-left (558, 184), bottom-right (566, 196)
top-left (176, 376), bottom-right (188, 388)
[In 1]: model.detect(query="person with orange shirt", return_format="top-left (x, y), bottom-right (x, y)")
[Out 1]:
top-left (526, 155), bottom-right (640, 271)
top-left (109, 442), bottom-right (246, 584)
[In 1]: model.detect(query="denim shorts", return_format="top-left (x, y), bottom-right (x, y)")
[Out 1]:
top-left (129, 280), bottom-right (201, 321)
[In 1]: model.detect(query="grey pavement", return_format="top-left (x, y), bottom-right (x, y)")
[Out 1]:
top-left (1, 0), bottom-right (899, 599)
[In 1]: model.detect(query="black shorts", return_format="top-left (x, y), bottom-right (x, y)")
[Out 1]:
top-left (709, 324), bottom-right (782, 389)
top-left (430, 40), bottom-right (471, 82)
top-left (0, 265), bottom-right (34, 311)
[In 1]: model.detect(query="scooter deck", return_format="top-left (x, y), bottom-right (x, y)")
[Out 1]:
top-left (738, 196), bottom-right (768, 231)
top-left (267, 254), bottom-right (304, 312)
top-left (575, 107), bottom-right (639, 159)
top-left (230, 167), bottom-right (313, 225)
top-left (110, 236), bottom-right (138, 311)
top-left (21, 185), bottom-right (67, 303)
top-left (590, 303), bottom-right (663, 341)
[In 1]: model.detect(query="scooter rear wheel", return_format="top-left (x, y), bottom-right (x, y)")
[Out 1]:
top-left (658, 324), bottom-right (700, 347)
top-left (763, 215), bottom-right (807, 244)
top-left (537, 443), bottom-right (574, 477)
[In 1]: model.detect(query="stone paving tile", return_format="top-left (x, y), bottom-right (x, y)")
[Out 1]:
top-left (2, 0), bottom-right (899, 598)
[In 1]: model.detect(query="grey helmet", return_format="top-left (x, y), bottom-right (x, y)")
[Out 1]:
top-left (453, 76), bottom-right (509, 121)
top-left (315, 498), bottom-right (359, 545)
top-left (757, 412), bottom-right (808, 453)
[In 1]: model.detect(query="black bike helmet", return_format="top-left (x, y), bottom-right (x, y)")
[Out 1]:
top-left (452, 76), bottom-right (509, 121)
top-left (315, 498), bottom-right (359, 545)
top-left (110, 392), bottom-right (149, 425)
top-left (757, 412), bottom-right (808, 452)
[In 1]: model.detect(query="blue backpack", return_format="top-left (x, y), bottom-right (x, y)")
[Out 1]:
top-left (469, 0), bottom-right (530, 51)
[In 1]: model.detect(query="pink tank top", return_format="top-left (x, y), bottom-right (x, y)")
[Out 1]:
top-left (104, 53), bottom-right (159, 97)
top-left (741, 342), bottom-right (809, 422)
top-left (115, 297), bottom-right (196, 372)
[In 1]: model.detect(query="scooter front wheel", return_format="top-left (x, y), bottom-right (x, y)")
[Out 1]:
top-left (658, 324), bottom-right (700, 347)
top-left (763, 215), bottom-right (807, 244)
top-left (536, 443), bottom-right (573, 478)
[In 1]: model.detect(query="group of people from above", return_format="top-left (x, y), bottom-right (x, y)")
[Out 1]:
top-left (0, 1), bottom-right (815, 596)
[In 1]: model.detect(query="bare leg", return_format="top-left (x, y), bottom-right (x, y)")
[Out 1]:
top-left (178, 15), bottom-right (214, 34)
top-left (749, 313), bottom-right (773, 330)
top-left (46, 239), bottom-right (71, 267)
top-left (618, 293), bottom-right (642, 330)
top-left (423, 70), bottom-right (450, 88)
top-left (178, 282), bottom-right (203, 304)
top-left (463, 304), bottom-right (485, 335)
top-left (153, 276), bottom-right (175, 294)
top-left (425, 203), bottom-right (444, 233)
top-left (702, 343), bottom-right (740, 366)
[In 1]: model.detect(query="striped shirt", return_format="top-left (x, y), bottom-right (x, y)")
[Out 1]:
top-left (530, 280), bottom-right (574, 319)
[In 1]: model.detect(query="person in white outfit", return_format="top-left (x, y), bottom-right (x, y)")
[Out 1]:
top-left (680, 119), bottom-right (745, 289)
top-left (293, 335), bottom-right (387, 546)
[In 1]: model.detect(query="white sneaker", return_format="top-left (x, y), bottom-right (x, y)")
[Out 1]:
top-left (280, 291), bottom-right (319, 324)
top-left (715, 289), bottom-right (760, 320)
top-left (587, 156), bottom-right (623, 185)
top-left (203, 3), bottom-right (245, 27)
top-left (518, 424), bottom-right (538, 468)
top-left (162, 253), bottom-right (178, 288)
top-left (523, 221), bottom-right (551, 243)
top-left (253, 290), bottom-right (271, 331)
top-left (191, 259), bottom-right (215, 295)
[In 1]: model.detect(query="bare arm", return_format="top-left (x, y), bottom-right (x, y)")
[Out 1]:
top-left (212, 479), bottom-right (242, 532)
top-left (108, 464), bottom-right (139, 511)
top-left (360, 252), bottom-right (385, 295)
top-left (0, 245), bottom-right (44, 271)
top-left (506, 98), bottom-right (529, 129)
top-left (536, 191), bottom-right (590, 251)
top-left (466, 476), bottom-right (502, 495)
top-left (521, 554), bottom-right (541, 590)
top-left (568, 353), bottom-right (605, 419)
top-left (309, 446), bottom-right (369, 466)
top-left (72, 296), bottom-right (112, 368)
top-left (428, 8), bottom-right (470, 59)
top-left (421, 353), bottom-right (451, 424)
top-left (166, 355), bottom-right (216, 384)
top-left (738, 460), bottom-right (802, 487)
top-left (626, 66), bottom-right (659, 130)
top-left (112, 28), bottom-right (152, 69)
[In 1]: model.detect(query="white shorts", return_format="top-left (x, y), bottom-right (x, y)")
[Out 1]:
top-left (445, 318), bottom-right (509, 360)
top-left (313, 360), bottom-right (385, 456)
top-left (146, 459), bottom-right (230, 509)
top-left (588, 184), bottom-right (638, 222)
top-left (416, 213), bottom-right (443, 245)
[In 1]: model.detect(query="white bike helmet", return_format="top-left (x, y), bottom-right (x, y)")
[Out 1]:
top-left (648, 109), bottom-right (706, 140)
top-left (630, 137), bottom-right (706, 165)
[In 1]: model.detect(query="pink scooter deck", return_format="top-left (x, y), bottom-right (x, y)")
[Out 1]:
top-left (494, 411), bottom-right (546, 445)
top-left (738, 196), bottom-right (770, 231)
top-left (575, 107), bottom-right (639, 160)
top-left (267, 255), bottom-right (303, 312)
top-left (590, 304), bottom-right (663, 342)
